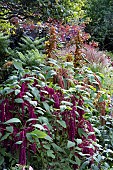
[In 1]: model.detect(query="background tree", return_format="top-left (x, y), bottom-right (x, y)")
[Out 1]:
top-left (0, 0), bottom-right (86, 23)
top-left (85, 0), bottom-right (113, 51)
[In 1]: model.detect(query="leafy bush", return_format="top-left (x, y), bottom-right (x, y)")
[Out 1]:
top-left (85, 0), bottom-right (113, 51)
top-left (0, 61), bottom-right (100, 169)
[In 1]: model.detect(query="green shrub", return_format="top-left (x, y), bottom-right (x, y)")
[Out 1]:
top-left (85, 0), bottom-right (113, 51)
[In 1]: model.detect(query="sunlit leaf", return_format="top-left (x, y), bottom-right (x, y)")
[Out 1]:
top-left (67, 140), bottom-right (75, 148)
top-left (57, 120), bottom-right (66, 128)
top-left (4, 118), bottom-right (21, 124)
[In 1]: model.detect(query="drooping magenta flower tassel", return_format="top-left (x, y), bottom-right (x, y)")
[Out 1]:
top-left (19, 130), bottom-right (27, 165)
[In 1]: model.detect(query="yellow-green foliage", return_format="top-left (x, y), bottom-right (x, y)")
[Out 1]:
top-left (0, 11), bottom-right (14, 34)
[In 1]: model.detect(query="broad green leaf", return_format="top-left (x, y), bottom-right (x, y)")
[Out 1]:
top-left (61, 101), bottom-right (73, 106)
top-left (0, 155), bottom-right (4, 166)
top-left (13, 61), bottom-right (23, 70)
top-left (29, 86), bottom-right (40, 101)
top-left (33, 124), bottom-right (45, 130)
top-left (37, 107), bottom-right (46, 112)
top-left (80, 161), bottom-right (89, 169)
top-left (6, 126), bottom-right (13, 133)
top-left (26, 118), bottom-right (38, 122)
top-left (69, 159), bottom-right (77, 164)
top-left (15, 98), bottom-right (24, 103)
top-left (52, 143), bottom-right (63, 152)
top-left (91, 164), bottom-right (99, 170)
top-left (26, 133), bottom-right (34, 142)
top-left (77, 106), bottom-right (84, 110)
top-left (78, 128), bottom-right (87, 138)
top-left (93, 127), bottom-right (101, 136)
top-left (30, 129), bottom-right (47, 138)
top-left (38, 116), bottom-right (48, 123)
top-left (67, 140), bottom-right (75, 148)
top-left (15, 141), bottom-right (23, 144)
top-left (26, 92), bottom-right (33, 97)
top-left (43, 102), bottom-right (50, 113)
top-left (0, 133), bottom-right (10, 141)
top-left (60, 105), bottom-right (67, 112)
top-left (75, 156), bottom-right (81, 166)
top-left (36, 110), bottom-right (44, 115)
top-left (47, 150), bottom-right (55, 159)
top-left (76, 138), bottom-right (82, 145)
top-left (43, 145), bottom-right (50, 150)
top-left (4, 118), bottom-right (21, 124)
top-left (0, 148), bottom-right (6, 156)
top-left (38, 73), bottom-right (45, 80)
top-left (29, 101), bottom-right (37, 107)
top-left (15, 89), bottom-right (20, 95)
top-left (45, 135), bottom-right (53, 142)
top-left (57, 120), bottom-right (66, 128)
top-left (46, 70), bottom-right (56, 79)
top-left (62, 166), bottom-right (72, 170)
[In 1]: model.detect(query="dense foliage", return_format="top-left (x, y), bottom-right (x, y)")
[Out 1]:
top-left (0, 0), bottom-right (86, 22)
top-left (0, 1), bottom-right (113, 170)
top-left (85, 0), bottom-right (113, 51)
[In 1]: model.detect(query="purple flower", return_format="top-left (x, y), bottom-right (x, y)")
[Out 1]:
top-left (77, 99), bottom-right (85, 118)
top-left (44, 86), bottom-right (54, 95)
top-left (53, 93), bottom-right (60, 108)
top-left (19, 130), bottom-right (27, 165)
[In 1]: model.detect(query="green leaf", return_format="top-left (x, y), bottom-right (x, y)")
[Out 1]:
top-left (0, 148), bottom-right (6, 156)
top-left (15, 141), bottom-right (23, 144)
top-left (80, 161), bottom-right (89, 169)
top-left (76, 138), bottom-right (82, 145)
top-left (13, 61), bottom-right (23, 70)
top-left (60, 105), bottom-right (67, 112)
top-left (36, 110), bottom-right (44, 115)
top-left (91, 164), bottom-right (99, 170)
top-left (93, 127), bottom-right (101, 136)
top-left (45, 135), bottom-right (53, 142)
top-left (15, 98), bottom-right (24, 103)
top-left (38, 116), bottom-right (48, 123)
top-left (52, 143), bottom-right (63, 152)
top-left (62, 166), bottom-right (72, 170)
top-left (43, 145), bottom-right (50, 150)
top-left (61, 101), bottom-right (73, 106)
top-left (67, 140), bottom-right (75, 148)
top-left (30, 129), bottom-right (47, 138)
top-left (38, 73), bottom-right (45, 80)
top-left (57, 120), bottom-right (66, 128)
top-left (6, 126), bottom-right (13, 133)
top-left (33, 124), bottom-right (45, 130)
top-left (77, 106), bottom-right (84, 110)
top-left (0, 133), bottom-right (10, 141)
top-left (26, 118), bottom-right (38, 122)
top-left (4, 118), bottom-right (21, 124)
top-left (15, 89), bottom-right (20, 95)
top-left (43, 102), bottom-right (50, 113)
top-left (75, 156), bottom-right (81, 166)
top-left (26, 133), bottom-right (34, 142)
top-left (0, 155), bottom-right (4, 166)
top-left (78, 128), bottom-right (87, 138)
top-left (46, 70), bottom-right (56, 79)
top-left (30, 87), bottom-right (40, 101)
top-left (29, 101), bottom-right (37, 107)
top-left (47, 150), bottom-right (55, 159)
